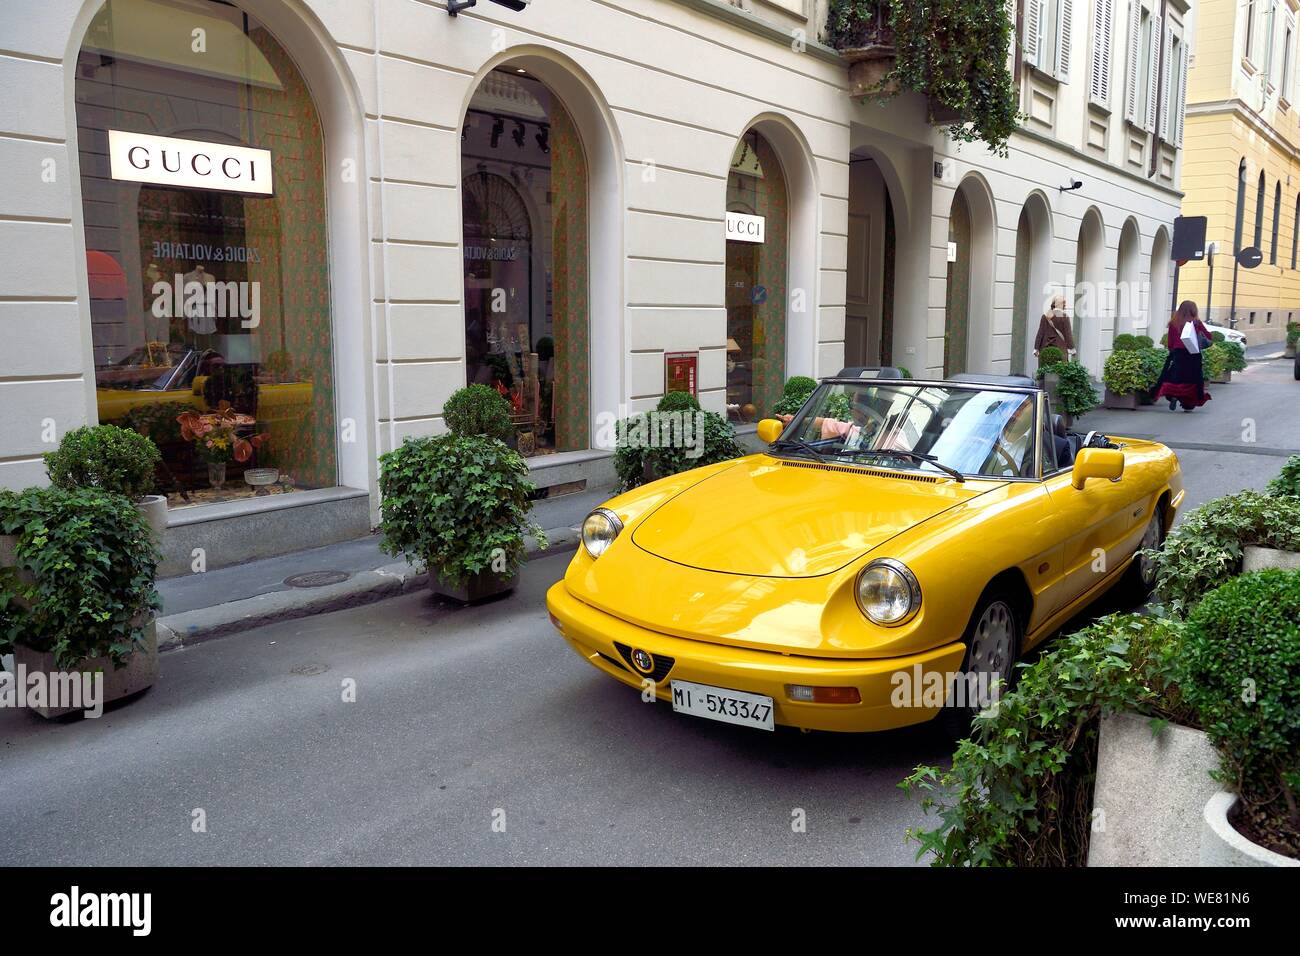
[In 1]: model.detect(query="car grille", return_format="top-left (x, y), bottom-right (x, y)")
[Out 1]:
top-left (779, 460), bottom-right (939, 483)
top-left (596, 651), bottom-right (627, 672)
top-left (613, 641), bottom-right (675, 682)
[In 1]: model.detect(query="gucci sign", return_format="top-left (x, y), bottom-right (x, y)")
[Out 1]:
top-left (108, 130), bottom-right (274, 196)
top-left (725, 211), bottom-right (765, 244)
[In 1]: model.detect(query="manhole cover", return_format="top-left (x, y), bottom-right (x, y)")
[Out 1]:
top-left (283, 570), bottom-right (350, 588)
top-left (290, 662), bottom-right (330, 676)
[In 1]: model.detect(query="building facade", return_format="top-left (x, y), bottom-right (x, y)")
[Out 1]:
top-left (0, 0), bottom-right (1185, 572)
top-left (1180, 0), bottom-right (1299, 342)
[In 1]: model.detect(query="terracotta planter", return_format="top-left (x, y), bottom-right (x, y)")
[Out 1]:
top-left (1102, 388), bottom-right (1140, 410)
top-left (430, 568), bottom-right (518, 604)
top-left (1199, 791), bottom-right (1300, 867)
top-left (12, 616), bottom-right (158, 718)
top-left (1087, 712), bottom-right (1221, 867)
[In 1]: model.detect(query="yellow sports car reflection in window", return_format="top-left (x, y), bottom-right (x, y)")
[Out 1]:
top-left (547, 375), bottom-right (1183, 735)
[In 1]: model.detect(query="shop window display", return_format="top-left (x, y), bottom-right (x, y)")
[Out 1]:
top-left (76, 0), bottom-right (335, 506)
top-left (725, 130), bottom-right (788, 424)
top-left (462, 70), bottom-right (589, 456)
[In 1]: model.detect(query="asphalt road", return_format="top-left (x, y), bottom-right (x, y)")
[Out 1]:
top-left (1, 356), bottom-right (1294, 867)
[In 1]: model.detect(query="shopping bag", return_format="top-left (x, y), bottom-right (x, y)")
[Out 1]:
top-left (1180, 321), bottom-right (1200, 353)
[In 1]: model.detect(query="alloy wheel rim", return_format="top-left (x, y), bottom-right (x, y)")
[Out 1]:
top-left (970, 600), bottom-right (1014, 683)
top-left (1138, 514), bottom-right (1161, 585)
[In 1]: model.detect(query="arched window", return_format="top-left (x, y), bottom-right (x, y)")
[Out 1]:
top-left (1272, 182), bottom-right (1282, 264)
top-left (1255, 172), bottom-right (1267, 249)
top-left (1234, 159), bottom-right (1247, 252)
top-left (725, 130), bottom-right (789, 422)
top-left (461, 69), bottom-right (589, 456)
top-left (76, 0), bottom-right (335, 499)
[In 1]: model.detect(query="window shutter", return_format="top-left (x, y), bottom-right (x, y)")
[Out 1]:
top-left (1145, 15), bottom-right (1161, 132)
top-left (1124, 1), bottom-right (1142, 122)
top-left (1025, 0), bottom-right (1046, 69)
top-left (1091, 0), bottom-right (1115, 105)
top-left (1170, 25), bottom-right (1180, 140)
top-left (1057, 0), bottom-right (1075, 81)
top-left (1175, 43), bottom-right (1189, 146)
top-left (1289, 15), bottom-right (1298, 101)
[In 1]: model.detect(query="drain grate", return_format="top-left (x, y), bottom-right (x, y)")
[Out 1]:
top-left (283, 570), bottom-right (350, 588)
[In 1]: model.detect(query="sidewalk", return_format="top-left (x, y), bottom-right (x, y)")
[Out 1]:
top-left (154, 482), bottom-right (613, 650)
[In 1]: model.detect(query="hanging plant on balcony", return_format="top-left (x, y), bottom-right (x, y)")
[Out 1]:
top-left (828, 0), bottom-right (1020, 156)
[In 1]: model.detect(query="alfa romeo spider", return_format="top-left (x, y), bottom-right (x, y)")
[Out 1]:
top-left (546, 373), bottom-right (1183, 733)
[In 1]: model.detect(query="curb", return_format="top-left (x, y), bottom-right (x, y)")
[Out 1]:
top-left (156, 526), bottom-right (580, 651)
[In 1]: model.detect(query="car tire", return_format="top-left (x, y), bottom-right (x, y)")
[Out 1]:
top-left (1118, 509), bottom-right (1165, 605)
top-left (1294, 353), bottom-right (1299, 380)
top-left (935, 589), bottom-right (1022, 740)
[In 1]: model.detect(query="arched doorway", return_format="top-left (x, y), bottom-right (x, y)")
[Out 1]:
top-left (1012, 193), bottom-right (1053, 376)
top-left (725, 129), bottom-right (789, 422)
top-left (1148, 226), bottom-right (1172, 336)
top-left (1074, 208), bottom-right (1106, 375)
top-left (945, 176), bottom-right (997, 376)
top-left (1115, 218), bottom-right (1142, 340)
top-left (74, 0), bottom-right (337, 498)
top-left (845, 151), bottom-right (901, 369)
top-left (461, 68), bottom-right (589, 456)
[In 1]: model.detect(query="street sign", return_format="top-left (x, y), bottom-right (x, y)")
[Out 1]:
top-left (1237, 246), bottom-right (1263, 269)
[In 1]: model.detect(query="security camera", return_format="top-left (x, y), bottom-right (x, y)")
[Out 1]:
top-left (489, 0), bottom-right (532, 9)
top-left (1059, 179), bottom-right (1083, 192)
top-left (448, 0), bottom-right (531, 13)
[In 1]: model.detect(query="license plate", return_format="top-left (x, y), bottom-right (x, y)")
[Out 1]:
top-left (670, 680), bottom-right (774, 731)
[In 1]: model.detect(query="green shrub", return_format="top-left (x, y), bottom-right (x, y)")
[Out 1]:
top-left (1112, 333), bottom-right (1142, 352)
top-left (1102, 350), bottom-right (1148, 395)
top-left (1134, 334), bottom-right (1155, 349)
top-left (377, 435), bottom-right (544, 587)
top-left (825, 0), bottom-right (877, 46)
top-left (1037, 345), bottom-right (1065, 367)
top-left (1210, 330), bottom-right (1226, 343)
top-left (1220, 340), bottom-right (1247, 373)
top-left (0, 486), bottom-right (160, 668)
top-left (1267, 454), bottom-right (1300, 497)
top-left (1287, 322), bottom-right (1299, 347)
top-left (896, 365), bottom-right (912, 378)
top-left (1181, 570), bottom-right (1300, 856)
top-left (1153, 491), bottom-right (1300, 616)
top-left (656, 390), bottom-right (701, 413)
top-left (120, 402), bottom-right (186, 449)
top-left (772, 375), bottom-right (818, 416)
top-left (43, 424), bottom-right (160, 500)
top-left (612, 407), bottom-right (743, 492)
top-left (442, 384), bottom-right (514, 443)
top-left (1202, 342), bottom-right (1229, 380)
top-left (1137, 346), bottom-right (1168, 389)
top-left (902, 614), bottom-right (1194, 866)
top-left (1039, 359), bottom-right (1098, 416)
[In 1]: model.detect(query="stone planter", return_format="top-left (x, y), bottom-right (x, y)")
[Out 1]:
top-left (1243, 545), bottom-right (1300, 572)
top-left (12, 616), bottom-right (158, 718)
top-left (1199, 791), bottom-right (1300, 867)
top-left (1102, 388), bottom-right (1140, 410)
top-left (134, 494), bottom-right (168, 551)
top-left (430, 568), bottom-right (518, 604)
top-left (1284, 343), bottom-right (1296, 358)
top-left (1087, 711), bottom-right (1221, 867)
top-left (1211, 370), bottom-right (1232, 384)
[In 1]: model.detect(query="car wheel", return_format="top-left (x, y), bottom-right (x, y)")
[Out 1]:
top-left (1119, 510), bottom-right (1164, 604)
top-left (936, 590), bottom-right (1021, 739)
top-left (1294, 354), bottom-right (1299, 380)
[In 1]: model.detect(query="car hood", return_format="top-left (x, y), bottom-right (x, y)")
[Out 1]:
top-left (630, 455), bottom-right (992, 578)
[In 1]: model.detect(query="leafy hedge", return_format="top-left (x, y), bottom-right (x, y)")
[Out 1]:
top-left (1152, 491), bottom-right (1300, 616)
top-left (901, 614), bottom-right (1194, 866)
top-left (0, 486), bottom-right (160, 668)
top-left (1267, 454), bottom-right (1300, 497)
top-left (1102, 349), bottom-right (1151, 395)
top-left (1181, 570), bottom-right (1300, 856)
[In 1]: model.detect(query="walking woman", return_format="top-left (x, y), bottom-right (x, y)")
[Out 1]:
top-left (1155, 300), bottom-right (1213, 411)
top-left (1033, 295), bottom-right (1076, 360)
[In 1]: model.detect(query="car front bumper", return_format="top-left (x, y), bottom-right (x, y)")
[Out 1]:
top-left (546, 581), bottom-right (968, 733)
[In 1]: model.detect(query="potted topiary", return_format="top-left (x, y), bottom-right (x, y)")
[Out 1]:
top-left (442, 382), bottom-right (515, 443)
top-left (612, 391), bottom-right (742, 491)
top-left (1203, 342), bottom-right (1231, 384)
top-left (1180, 570), bottom-right (1300, 865)
top-left (378, 386), bottom-right (543, 603)
top-left (1037, 353), bottom-right (1097, 426)
top-left (43, 424), bottom-right (166, 548)
top-left (0, 485), bottom-right (161, 717)
top-left (1220, 340), bottom-right (1247, 377)
top-left (772, 375), bottom-right (819, 417)
top-left (1101, 350), bottom-right (1147, 410)
top-left (1285, 321), bottom-right (1298, 358)
top-left (1136, 346), bottom-right (1168, 405)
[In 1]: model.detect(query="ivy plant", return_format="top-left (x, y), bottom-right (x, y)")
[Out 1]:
top-left (378, 434), bottom-right (545, 588)
top-left (613, 392), bottom-right (742, 492)
top-left (1102, 350), bottom-right (1150, 396)
top-left (0, 486), bottom-right (160, 668)
top-left (1266, 454), bottom-right (1300, 497)
top-left (1039, 359), bottom-right (1098, 416)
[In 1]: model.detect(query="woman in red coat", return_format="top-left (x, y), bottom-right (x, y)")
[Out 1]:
top-left (1155, 300), bottom-right (1213, 411)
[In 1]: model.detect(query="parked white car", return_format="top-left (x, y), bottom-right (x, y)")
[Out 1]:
top-left (1204, 322), bottom-right (1248, 346)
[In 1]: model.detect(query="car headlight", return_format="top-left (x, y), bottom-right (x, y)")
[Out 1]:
top-left (855, 558), bottom-right (921, 626)
top-left (581, 508), bottom-right (624, 559)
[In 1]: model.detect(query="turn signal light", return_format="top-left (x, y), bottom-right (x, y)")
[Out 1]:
top-left (548, 611), bottom-right (564, 633)
top-left (785, 684), bottom-right (861, 704)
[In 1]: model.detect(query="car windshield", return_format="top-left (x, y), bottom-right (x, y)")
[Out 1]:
top-left (775, 381), bottom-right (1037, 479)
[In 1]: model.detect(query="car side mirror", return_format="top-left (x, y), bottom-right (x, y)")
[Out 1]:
top-left (1071, 447), bottom-right (1124, 489)
top-left (756, 418), bottom-right (784, 444)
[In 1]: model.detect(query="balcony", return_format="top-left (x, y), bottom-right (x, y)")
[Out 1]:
top-left (825, 0), bottom-right (897, 97)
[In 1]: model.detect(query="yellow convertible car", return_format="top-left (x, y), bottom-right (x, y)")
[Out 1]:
top-left (546, 373), bottom-right (1184, 734)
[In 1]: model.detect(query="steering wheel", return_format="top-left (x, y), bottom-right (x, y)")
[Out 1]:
top-left (989, 441), bottom-right (1023, 477)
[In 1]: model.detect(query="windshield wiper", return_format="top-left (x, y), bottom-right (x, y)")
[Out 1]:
top-left (771, 437), bottom-right (836, 461)
top-left (846, 448), bottom-right (965, 482)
